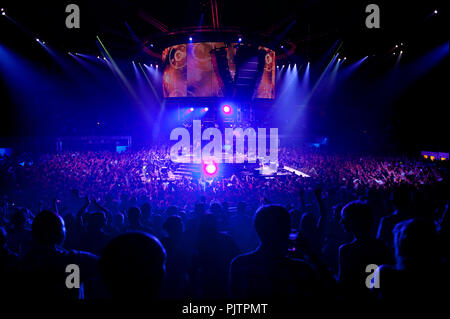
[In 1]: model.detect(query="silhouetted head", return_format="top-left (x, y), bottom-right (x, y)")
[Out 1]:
top-left (140, 203), bottom-right (152, 220)
top-left (163, 215), bottom-right (184, 237)
top-left (340, 201), bottom-right (373, 239)
top-left (100, 232), bottom-right (166, 299)
top-left (128, 196), bottom-right (137, 207)
top-left (32, 210), bottom-right (66, 246)
top-left (71, 189), bottom-right (79, 198)
top-left (127, 207), bottom-right (141, 226)
top-left (237, 202), bottom-right (247, 215)
top-left (151, 214), bottom-right (163, 228)
top-left (0, 227), bottom-right (6, 248)
top-left (287, 209), bottom-right (298, 228)
top-left (11, 208), bottom-right (28, 229)
top-left (199, 213), bottom-right (218, 235)
top-left (165, 205), bottom-right (178, 216)
top-left (194, 202), bottom-right (206, 216)
top-left (222, 201), bottom-right (229, 213)
top-left (392, 185), bottom-right (412, 210)
top-left (393, 218), bottom-right (439, 268)
top-left (254, 205), bottom-right (291, 252)
top-left (112, 212), bottom-right (124, 228)
top-left (209, 203), bottom-right (222, 216)
top-left (299, 212), bottom-right (317, 235)
top-left (87, 211), bottom-right (106, 231)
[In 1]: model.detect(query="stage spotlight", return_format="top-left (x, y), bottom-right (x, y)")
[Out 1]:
top-left (238, 37), bottom-right (242, 43)
top-left (190, 107), bottom-right (194, 112)
top-left (150, 43), bottom-right (154, 47)
top-left (202, 107), bottom-right (209, 112)
top-left (222, 104), bottom-right (232, 114)
top-left (189, 36), bottom-right (193, 42)
top-left (36, 38), bottom-right (40, 42)
top-left (281, 45), bottom-right (284, 49)
top-left (156, 65), bottom-right (158, 68)
top-left (203, 162), bottom-right (218, 176)
top-left (434, 9), bottom-right (438, 14)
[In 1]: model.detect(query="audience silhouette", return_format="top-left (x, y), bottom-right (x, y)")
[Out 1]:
top-left (100, 232), bottom-right (166, 300)
top-left (230, 205), bottom-right (319, 299)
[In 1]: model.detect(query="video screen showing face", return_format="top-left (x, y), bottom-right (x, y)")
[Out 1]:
top-left (162, 42), bottom-right (275, 98)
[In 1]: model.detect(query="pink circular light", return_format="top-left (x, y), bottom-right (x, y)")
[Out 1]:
top-left (222, 105), bottom-right (231, 114)
top-left (204, 162), bottom-right (218, 176)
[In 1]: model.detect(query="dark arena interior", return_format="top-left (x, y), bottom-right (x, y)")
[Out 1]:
top-left (0, 0), bottom-right (448, 313)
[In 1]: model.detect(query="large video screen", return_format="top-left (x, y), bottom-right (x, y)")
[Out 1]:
top-left (162, 42), bottom-right (275, 99)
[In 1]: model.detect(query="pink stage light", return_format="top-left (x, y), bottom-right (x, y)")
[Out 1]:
top-left (203, 162), bottom-right (218, 176)
top-left (222, 104), bottom-right (232, 114)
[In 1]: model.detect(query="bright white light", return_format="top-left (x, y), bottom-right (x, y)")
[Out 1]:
top-left (204, 162), bottom-right (218, 176)
top-left (222, 105), bottom-right (231, 114)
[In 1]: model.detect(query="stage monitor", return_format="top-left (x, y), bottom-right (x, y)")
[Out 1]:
top-left (162, 42), bottom-right (275, 99)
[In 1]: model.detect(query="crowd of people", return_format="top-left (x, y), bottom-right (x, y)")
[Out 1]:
top-left (0, 145), bottom-right (448, 303)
